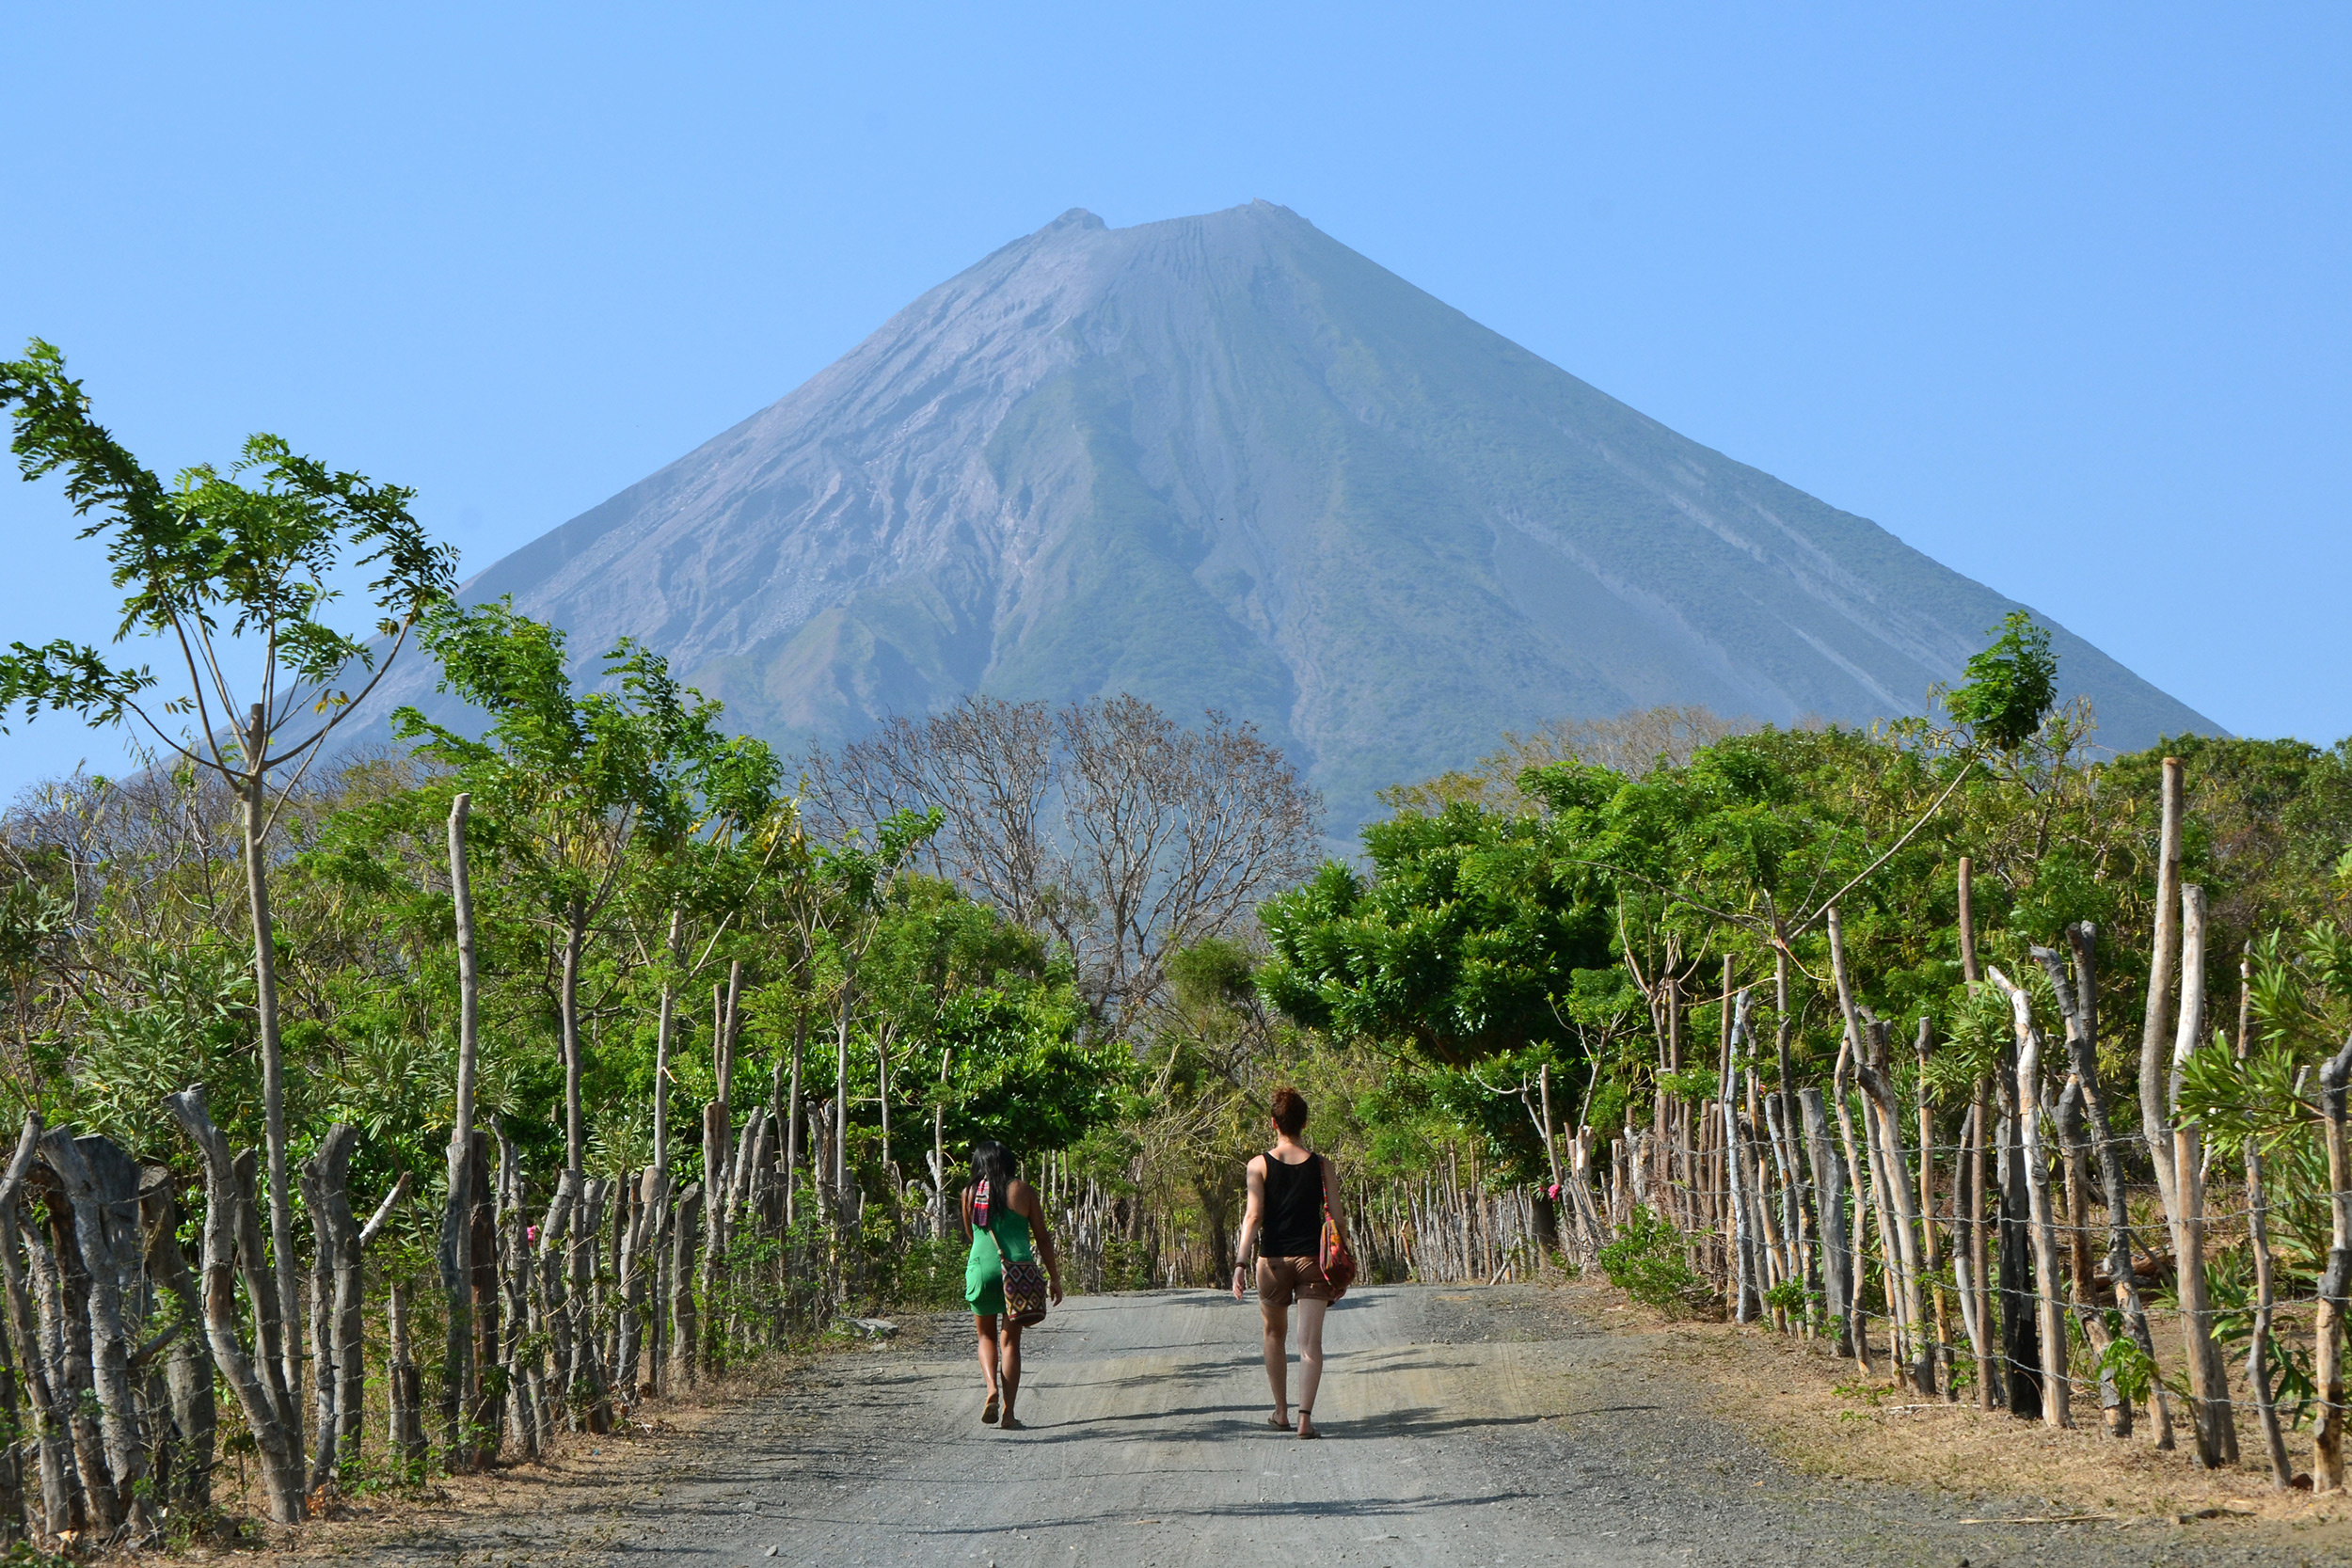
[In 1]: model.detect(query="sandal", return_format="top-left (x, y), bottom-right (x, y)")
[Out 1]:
top-left (1296, 1408), bottom-right (1321, 1440)
top-left (999, 1413), bottom-right (1025, 1431)
top-left (982, 1394), bottom-right (1000, 1425)
top-left (1266, 1410), bottom-right (1291, 1430)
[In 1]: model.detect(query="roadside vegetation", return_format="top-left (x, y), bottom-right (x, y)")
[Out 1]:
top-left (3, 342), bottom-right (2349, 1550)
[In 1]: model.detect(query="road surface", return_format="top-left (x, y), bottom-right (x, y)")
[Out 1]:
top-left (335, 1286), bottom-right (2296, 1567)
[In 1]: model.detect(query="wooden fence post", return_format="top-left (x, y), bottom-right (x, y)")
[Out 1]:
top-left (2167, 886), bottom-right (2236, 1465)
top-left (2312, 1029), bottom-right (2352, 1491)
top-left (166, 1088), bottom-right (307, 1525)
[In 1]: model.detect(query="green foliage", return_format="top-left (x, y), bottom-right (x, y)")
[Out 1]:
top-left (930, 988), bottom-right (1130, 1159)
top-left (882, 1236), bottom-right (970, 1310)
top-left (0, 338), bottom-right (456, 749)
top-left (1596, 1203), bottom-right (1706, 1312)
top-left (1656, 1066), bottom-right (1719, 1104)
top-left (1257, 803), bottom-right (1616, 1068)
top-left (2094, 1326), bottom-right (2159, 1407)
top-left (1944, 611), bottom-right (2058, 752)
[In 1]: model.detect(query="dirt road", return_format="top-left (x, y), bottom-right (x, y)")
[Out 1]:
top-left (338, 1286), bottom-right (2310, 1568)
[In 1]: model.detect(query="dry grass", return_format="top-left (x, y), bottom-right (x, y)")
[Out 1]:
top-left (176, 1353), bottom-right (819, 1563)
top-left (1551, 1272), bottom-right (2352, 1548)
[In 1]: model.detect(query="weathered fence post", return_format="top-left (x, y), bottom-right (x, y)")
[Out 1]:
top-left (2312, 1028), bottom-right (2352, 1491)
top-left (669, 1183), bottom-right (704, 1388)
top-left (166, 1087), bottom-right (307, 1525)
top-left (2166, 886), bottom-right (2235, 1465)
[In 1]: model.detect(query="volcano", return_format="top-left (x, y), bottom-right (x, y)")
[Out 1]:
top-left (408, 202), bottom-right (2215, 831)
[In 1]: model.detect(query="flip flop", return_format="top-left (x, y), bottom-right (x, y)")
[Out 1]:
top-left (1266, 1411), bottom-right (1291, 1429)
top-left (982, 1394), bottom-right (1000, 1425)
top-left (1296, 1410), bottom-right (1321, 1440)
top-left (999, 1414), bottom-right (1025, 1432)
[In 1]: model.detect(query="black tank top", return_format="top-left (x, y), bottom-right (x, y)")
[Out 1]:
top-left (1261, 1151), bottom-right (1324, 1258)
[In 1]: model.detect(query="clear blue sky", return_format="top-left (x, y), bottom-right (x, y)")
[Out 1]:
top-left (4, 4), bottom-right (2345, 792)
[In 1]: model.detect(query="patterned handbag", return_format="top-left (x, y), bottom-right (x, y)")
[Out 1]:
top-left (1317, 1155), bottom-right (1358, 1299)
top-left (981, 1190), bottom-right (1048, 1326)
top-left (1000, 1251), bottom-right (1050, 1327)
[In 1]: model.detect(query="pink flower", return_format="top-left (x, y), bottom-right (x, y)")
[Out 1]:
top-left (527, 1226), bottom-right (539, 1243)
top-left (1547, 1183), bottom-right (1561, 1201)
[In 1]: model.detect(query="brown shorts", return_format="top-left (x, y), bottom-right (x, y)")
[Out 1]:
top-left (1257, 1255), bottom-right (1332, 1309)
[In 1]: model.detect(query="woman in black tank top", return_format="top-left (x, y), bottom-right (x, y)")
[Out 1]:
top-left (1232, 1086), bottom-right (1352, 1439)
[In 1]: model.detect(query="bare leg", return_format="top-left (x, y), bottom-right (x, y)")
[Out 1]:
top-left (1000, 1323), bottom-right (1026, 1429)
top-left (974, 1315), bottom-right (1000, 1418)
top-left (1294, 1298), bottom-right (1328, 1437)
top-left (1261, 1295), bottom-right (1291, 1424)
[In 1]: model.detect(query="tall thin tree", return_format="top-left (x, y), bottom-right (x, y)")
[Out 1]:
top-left (0, 341), bottom-right (456, 1457)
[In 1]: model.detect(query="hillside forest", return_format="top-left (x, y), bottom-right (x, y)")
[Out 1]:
top-left (3, 345), bottom-right (2351, 1545)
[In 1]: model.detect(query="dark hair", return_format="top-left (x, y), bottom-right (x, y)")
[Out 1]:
top-left (1270, 1086), bottom-right (1309, 1137)
top-left (970, 1140), bottom-right (1016, 1191)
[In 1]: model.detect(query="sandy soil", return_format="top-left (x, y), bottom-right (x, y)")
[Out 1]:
top-left (250, 1284), bottom-right (2352, 1568)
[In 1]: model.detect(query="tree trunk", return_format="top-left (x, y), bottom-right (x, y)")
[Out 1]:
top-left (165, 1088), bottom-right (306, 1525)
top-left (2166, 885), bottom-right (2235, 1465)
top-left (1723, 1085), bottom-right (1756, 1323)
top-left (2138, 758), bottom-right (2185, 1206)
top-left (1912, 1021), bottom-right (1951, 1395)
top-left (24, 1183), bottom-right (111, 1534)
top-left (698, 1101), bottom-right (729, 1377)
top-left (2036, 930), bottom-right (2166, 1443)
top-left (562, 904), bottom-right (587, 1176)
top-left (620, 1165), bottom-right (664, 1401)
top-left (297, 1125), bottom-right (359, 1491)
top-left (437, 1130), bottom-right (473, 1472)
top-left (532, 1174), bottom-right (577, 1451)
top-left (2244, 1132), bottom-right (2293, 1487)
top-left (669, 1184), bottom-right (704, 1388)
top-left (1960, 1090), bottom-right (1996, 1409)
top-left (0, 1117), bottom-right (72, 1540)
top-left (1799, 1089), bottom-right (1852, 1361)
top-left (135, 1170), bottom-right (215, 1511)
top-left (834, 962), bottom-right (856, 1204)
top-left (1990, 969), bottom-right (2072, 1429)
top-left (467, 1131), bottom-right (501, 1466)
top-left (490, 1138), bottom-right (537, 1459)
top-left (1828, 1050), bottom-right (1874, 1374)
top-left (785, 1013), bottom-right (806, 1230)
top-left (1851, 1020), bottom-right (1932, 1394)
top-left (240, 709), bottom-right (305, 1463)
top-left (386, 1279), bottom-right (425, 1472)
top-left (42, 1132), bottom-right (164, 1541)
top-left (570, 1180), bottom-right (612, 1433)
top-left (2312, 1030), bottom-right (2352, 1491)
top-left (1994, 1083), bottom-right (2042, 1418)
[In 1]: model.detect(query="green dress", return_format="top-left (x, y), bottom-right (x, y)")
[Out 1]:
top-left (965, 1200), bottom-right (1036, 1318)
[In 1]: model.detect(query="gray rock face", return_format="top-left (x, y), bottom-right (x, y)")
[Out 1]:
top-left (406, 201), bottom-right (2216, 832)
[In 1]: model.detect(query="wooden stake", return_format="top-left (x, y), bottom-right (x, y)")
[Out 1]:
top-left (2169, 885), bottom-right (2236, 1465)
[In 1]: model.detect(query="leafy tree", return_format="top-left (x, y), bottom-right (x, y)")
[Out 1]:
top-left (0, 339), bottom-right (456, 1418)
top-left (1944, 610), bottom-right (2058, 752)
top-left (393, 598), bottom-right (771, 1175)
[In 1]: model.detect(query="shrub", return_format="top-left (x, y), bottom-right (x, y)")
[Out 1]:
top-left (888, 1236), bottom-right (971, 1310)
top-left (1597, 1204), bottom-right (1706, 1313)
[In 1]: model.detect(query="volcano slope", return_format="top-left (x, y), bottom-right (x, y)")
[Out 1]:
top-left (370, 202), bottom-right (2217, 838)
top-left (324, 1285), bottom-right (2309, 1568)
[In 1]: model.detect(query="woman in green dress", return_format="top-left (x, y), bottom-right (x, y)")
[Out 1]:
top-left (963, 1139), bottom-right (1063, 1430)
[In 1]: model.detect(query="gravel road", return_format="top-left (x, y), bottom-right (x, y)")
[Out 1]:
top-left (374, 1286), bottom-right (2312, 1568)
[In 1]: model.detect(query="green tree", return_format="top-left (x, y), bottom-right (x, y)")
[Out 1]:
top-left (1944, 610), bottom-right (2058, 753)
top-left (0, 339), bottom-right (456, 1424)
top-left (393, 598), bottom-right (770, 1176)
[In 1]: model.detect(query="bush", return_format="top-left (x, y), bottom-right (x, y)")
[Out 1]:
top-left (887, 1236), bottom-right (970, 1310)
top-left (1597, 1204), bottom-right (1706, 1313)
top-left (1101, 1238), bottom-right (1152, 1292)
